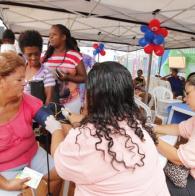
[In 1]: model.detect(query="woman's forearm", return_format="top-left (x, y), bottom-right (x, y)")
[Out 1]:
top-left (154, 124), bottom-right (180, 135)
top-left (65, 74), bottom-right (86, 83)
top-left (57, 60), bottom-right (87, 83)
top-left (50, 130), bottom-right (65, 156)
top-left (50, 124), bottom-right (72, 156)
top-left (157, 138), bottom-right (182, 165)
top-left (44, 86), bottom-right (54, 105)
top-left (66, 61), bottom-right (87, 83)
top-left (0, 175), bottom-right (8, 190)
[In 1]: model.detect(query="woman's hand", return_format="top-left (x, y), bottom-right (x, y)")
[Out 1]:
top-left (45, 115), bottom-right (62, 134)
top-left (56, 69), bottom-right (68, 81)
top-left (6, 177), bottom-right (30, 191)
top-left (61, 108), bottom-right (85, 127)
top-left (58, 73), bottom-right (68, 81)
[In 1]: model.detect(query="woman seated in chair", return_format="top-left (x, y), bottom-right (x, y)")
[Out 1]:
top-left (47, 61), bottom-right (170, 196)
top-left (134, 69), bottom-right (151, 103)
top-left (153, 74), bottom-right (195, 196)
top-left (0, 52), bottom-right (61, 196)
top-left (160, 68), bottom-right (185, 99)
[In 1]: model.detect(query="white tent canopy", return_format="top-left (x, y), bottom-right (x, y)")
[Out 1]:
top-left (0, 0), bottom-right (195, 51)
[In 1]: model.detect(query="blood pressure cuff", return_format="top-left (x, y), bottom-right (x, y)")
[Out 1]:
top-left (34, 106), bottom-right (53, 128)
top-left (34, 103), bottom-right (68, 128)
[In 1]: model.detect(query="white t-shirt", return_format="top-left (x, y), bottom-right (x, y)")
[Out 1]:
top-left (0, 43), bottom-right (16, 52)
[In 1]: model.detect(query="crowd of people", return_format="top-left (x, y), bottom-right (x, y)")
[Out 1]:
top-left (0, 27), bottom-right (195, 196)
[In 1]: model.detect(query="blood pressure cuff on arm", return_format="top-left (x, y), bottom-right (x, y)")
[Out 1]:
top-left (34, 103), bottom-right (69, 128)
top-left (34, 106), bottom-right (53, 128)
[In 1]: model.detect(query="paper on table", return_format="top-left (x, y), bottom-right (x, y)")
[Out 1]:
top-left (16, 167), bottom-right (43, 189)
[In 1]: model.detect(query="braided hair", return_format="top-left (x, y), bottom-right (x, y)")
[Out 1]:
top-left (42, 24), bottom-right (75, 63)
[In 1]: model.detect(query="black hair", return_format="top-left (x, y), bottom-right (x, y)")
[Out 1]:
top-left (2, 29), bottom-right (15, 44)
top-left (78, 61), bottom-right (157, 170)
top-left (186, 73), bottom-right (195, 86)
top-left (71, 37), bottom-right (80, 52)
top-left (137, 69), bottom-right (143, 74)
top-left (18, 30), bottom-right (43, 52)
top-left (187, 72), bottom-right (195, 81)
top-left (42, 24), bottom-right (75, 63)
top-left (171, 68), bottom-right (178, 73)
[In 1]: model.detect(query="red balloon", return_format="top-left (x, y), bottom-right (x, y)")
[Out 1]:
top-left (156, 28), bottom-right (168, 37)
top-left (160, 28), bottom-right (168, 37)
top-left (154, 45), bottom-right (164, 56)
top-left (144, 44), bottom-right (154, 54)
top-left (149, 19), bottom-right (160, 32)
top-left (155, 28), bottom-right (162, 35)
top-left (93, 43), bottom-right (99, 48)
top-left (100, 50), bottom-right (106, 56)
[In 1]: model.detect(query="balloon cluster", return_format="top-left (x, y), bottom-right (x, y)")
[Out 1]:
top-left (93, 43), bottom-right (106, 56)
top-left (138, 19), bottom-right (168, 56)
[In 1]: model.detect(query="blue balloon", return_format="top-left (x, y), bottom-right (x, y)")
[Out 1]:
top-left (99, 43), bottom-right (104, 50)
top-left (93, 50), bottom-right (97, 56)
top-left (153, 35), bottom-right (164, 45)
top-left (138, 38), bottom-right (148, 47)
top-left (96, 48), bottom-right (100, 53)
top-left (140, 25), bottom-right (149, 33)
top-left (144, 30), bottom-right (154, 43)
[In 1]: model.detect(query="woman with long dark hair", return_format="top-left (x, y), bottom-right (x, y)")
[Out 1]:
top-left (42, 24), bottom-right (86, 113)
top-left (48, 61), bottom-right (170, 196)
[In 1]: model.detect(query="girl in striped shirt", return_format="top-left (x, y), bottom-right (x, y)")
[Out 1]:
top-left (42, 24), bottom-right (87, 113)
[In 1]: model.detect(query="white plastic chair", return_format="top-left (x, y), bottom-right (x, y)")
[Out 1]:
top-left (148, 77), bottom-right (172, 93)
top-left (134, 96), bottom-right (153, 123)
top-left (150, 86), bottom-right (173, 124)
top-left (158, 80), bottom-right (172, 91)
top-left (149, 76), bottom-right (161, 93)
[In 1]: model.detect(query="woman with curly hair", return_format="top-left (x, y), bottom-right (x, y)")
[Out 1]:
top-left (18, 30), bottom-right (55, 105)
top-left (48, 61), bottom-right (170, 196)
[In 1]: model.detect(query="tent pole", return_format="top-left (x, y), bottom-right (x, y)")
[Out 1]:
top-left (158, 43), bottom-right (165, 75)
top-left (158, 55), bottom-right (163, 75)
top-left (144, 53), bottom-right (153, 103)
top-left (126, 45), bottom-right (129, 69)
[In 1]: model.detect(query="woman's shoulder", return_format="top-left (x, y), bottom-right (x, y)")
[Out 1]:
top-left (66, 123), bottom-right (96, 144)
top-left (23, 93), bottom-right (42, 101)
top-left (68, 49), bottom-right (81, 54)
top-left (40, 65), bottom-right (53, 75)
top-left (22, 93), bottom-right (43, 110)
top-left (67, 50), bottom-right (82, 58)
